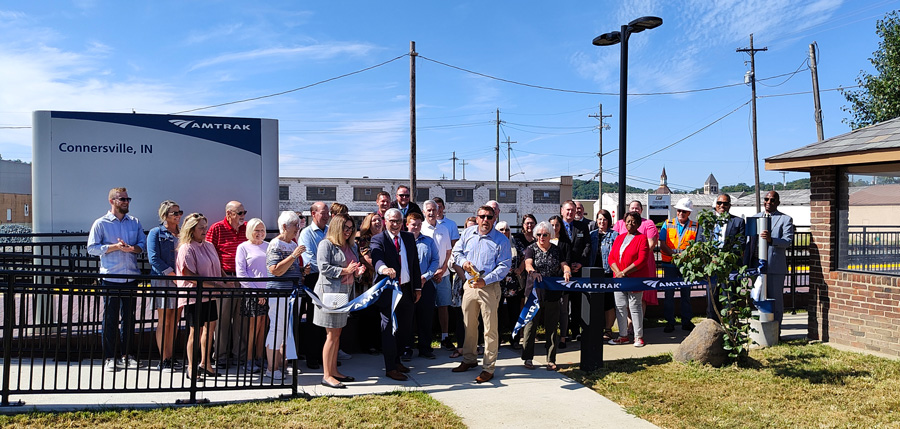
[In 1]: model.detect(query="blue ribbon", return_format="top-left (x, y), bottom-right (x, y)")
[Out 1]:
top-left (512, 276), bottom-right (706, 338)
top-left (299, 277), bottom-right (403, 334)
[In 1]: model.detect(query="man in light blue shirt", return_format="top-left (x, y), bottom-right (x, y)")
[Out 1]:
top-left (407, 212), bottom-right (440, 360)
top-left (450, 205), bottom-right (511, 383)
top-left (296, 201), bottom-right (330, 369)
top-left (87, 187), bottom-right (146, 372)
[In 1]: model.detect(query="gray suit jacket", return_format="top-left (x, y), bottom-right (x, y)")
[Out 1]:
top-left (750, 210), bottom-right (794, 275)
top-left (315, 240), bottom-right (358, 293)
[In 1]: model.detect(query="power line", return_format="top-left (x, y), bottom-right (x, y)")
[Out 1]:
top-left (418, 54), bottom-right (817, 96)
top-left (758, 84), bottom-right (861, 98)
top-left (170, 53), bottom-right (408, 115)
top-left (628, 100), bottom-right (751, 165)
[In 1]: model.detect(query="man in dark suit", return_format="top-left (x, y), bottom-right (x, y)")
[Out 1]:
top-left (556, 200), bottom-right (591, 342)
top-left (389, 185), bottom-right (423, 227)
top-left (698, 194), bottom-right (746, 320)
top-left (370, 208), bottom-right (422, 381)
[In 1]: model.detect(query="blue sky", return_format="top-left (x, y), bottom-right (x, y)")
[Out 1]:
top-left (1, 0), bottom-right (898, 191)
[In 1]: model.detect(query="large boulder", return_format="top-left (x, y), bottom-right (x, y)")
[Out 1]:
top-left (673, 319), bottom-right (728, 367)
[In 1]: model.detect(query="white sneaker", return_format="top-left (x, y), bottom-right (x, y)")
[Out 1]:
top-left (337, 350), bottom-right (352, 360)
top-left (105, 358), bottom-right (119, 372)
top-left (118, 356), bottom-right (139, 368)
top-left (634, 338), bottom-right (645, 348)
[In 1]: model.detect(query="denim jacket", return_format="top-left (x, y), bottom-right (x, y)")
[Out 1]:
top-left (147, 224), bottom-right (178, 276)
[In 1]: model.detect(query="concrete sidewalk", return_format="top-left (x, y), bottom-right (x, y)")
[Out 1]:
top-left (0, 314), bottom-right (812, 428)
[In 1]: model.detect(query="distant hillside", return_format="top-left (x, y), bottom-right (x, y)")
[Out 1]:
top-left (572, 179), bottom-right (652, 199)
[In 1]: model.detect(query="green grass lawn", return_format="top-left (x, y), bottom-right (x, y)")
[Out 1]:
top-left (0, 391), bottom-right (464, 429)
top-left (565, 340), bottom-right (900, 428)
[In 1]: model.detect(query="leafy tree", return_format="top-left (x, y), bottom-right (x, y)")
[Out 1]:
top-left (842, 11), bottom-right (900, 129)
top-left (675, 209), bottom-right (751, 362)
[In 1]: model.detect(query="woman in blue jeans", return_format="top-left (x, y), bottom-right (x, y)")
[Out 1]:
top-left (147, 200), bottom-right (183, 371)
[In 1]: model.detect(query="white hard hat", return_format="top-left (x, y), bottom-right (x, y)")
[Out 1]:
top-left (674, 197), bottom-right (694, 212)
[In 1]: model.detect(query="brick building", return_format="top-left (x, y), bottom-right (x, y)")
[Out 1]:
top-left (767, 117), bottom-right (900, 356)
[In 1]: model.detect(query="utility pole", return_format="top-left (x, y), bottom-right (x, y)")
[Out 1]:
top-left (809, 42), bottom-right (824, 142)
top-left (505, 137), bottom-right (517, 180)
top-left (449, 151), bottom-right (459, 180)
top-left (409, 41), bottom-right (417, 201)
top-left (495, 109), bottom-right (501, 199)
top-left (737, 34), bottom-right (767, 212)
top-left (589, 103), bottom-right (612, 209)
top-left (460, 159), bottom-right (469, 180)
top-left (781, 171), bottom-right (787, 189)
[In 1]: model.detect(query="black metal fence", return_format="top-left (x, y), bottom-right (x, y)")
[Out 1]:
top-left (1, 269), bottom-right (302, 406)
top-left (840, 225), bottom-right (900, 274)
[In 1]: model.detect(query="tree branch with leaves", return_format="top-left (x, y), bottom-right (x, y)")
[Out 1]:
top-left (675, 209), bottom-right (751, 362)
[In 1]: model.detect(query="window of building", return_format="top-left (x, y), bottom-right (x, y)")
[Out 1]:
top-left (445, 188), bottom-right (474, 203)
top-left (533, 189), bottom-right (560, 204)
top-left (415, 187), bottom-right (430, 203)
top-left (837, 164), bottom-right (900, 275)
top-left (353, 187), bottom-right (381, 201)
top-left (489, 189), bottom-right (517, 204)
top-left (306, 186), bottom-right (337, 201)
top-left (279, 185), bottom-right (290, 201)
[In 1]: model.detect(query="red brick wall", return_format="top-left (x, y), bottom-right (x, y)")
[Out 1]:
top-left (808, 167), bottom-right (900, 356)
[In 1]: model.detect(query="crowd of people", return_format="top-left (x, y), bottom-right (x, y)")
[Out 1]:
top-left (87, 185), bottom-right (792, 388)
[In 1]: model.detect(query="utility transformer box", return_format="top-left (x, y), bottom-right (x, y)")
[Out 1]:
top-left (32, 111), bottom-right (279, 234)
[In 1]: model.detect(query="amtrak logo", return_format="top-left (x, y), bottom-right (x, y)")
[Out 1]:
top-left (556, 279), bottom-right (578, 288)
top-left (169, 119), bottom-right (195, 128)
top-left (168, 119), bottom-right (251, 131)
top-left (643, 280), bottom-right (661, 288)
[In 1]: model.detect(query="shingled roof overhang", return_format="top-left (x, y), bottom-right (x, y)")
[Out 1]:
top-left (765, 116), bottom-right (900, 172)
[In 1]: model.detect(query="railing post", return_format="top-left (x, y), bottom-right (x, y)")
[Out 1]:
top-left (3, 271), bottom-right (24, 406)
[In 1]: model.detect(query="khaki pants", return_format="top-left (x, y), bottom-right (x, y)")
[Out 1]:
top-left (462, 282), bottom-right (501, 373)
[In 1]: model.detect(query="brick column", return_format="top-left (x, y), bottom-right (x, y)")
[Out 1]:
top-left (807, 167), bottom-right (840, 340)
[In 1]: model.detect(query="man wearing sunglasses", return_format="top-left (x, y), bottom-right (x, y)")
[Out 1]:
top-left (389, 185), bottom-right (423, 229)
top-left (751, 191), bottom-right (794, 329)
top-left (698, 194), bottom-right (746, 320)
top-left (88, 187), bottom-right (146, 372)
top-left (659, 197), bottom-right (699, 333)
top-left (450, 205), bottom-right (511, 383)
top-left (206, 201), bottom-right (249, 367)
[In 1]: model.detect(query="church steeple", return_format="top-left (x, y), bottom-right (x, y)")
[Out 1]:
top-left (653, 166), bottom-right (672, 195)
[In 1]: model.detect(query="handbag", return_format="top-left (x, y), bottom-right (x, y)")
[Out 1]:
top-left (322, 292), bottom-right (349, 309)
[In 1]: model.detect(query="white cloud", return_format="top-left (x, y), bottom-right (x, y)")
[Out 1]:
top-left (188, 42), bottom-right (380, 71)
top-left (184, 23), bottom-right (245, 45)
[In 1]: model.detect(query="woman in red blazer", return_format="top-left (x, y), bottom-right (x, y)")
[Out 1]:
top-left (608, 211), bottom-right (651, 347)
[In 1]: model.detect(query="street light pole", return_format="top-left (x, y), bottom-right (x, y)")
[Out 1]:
top-left (593, 16), bottom-right (663, 222)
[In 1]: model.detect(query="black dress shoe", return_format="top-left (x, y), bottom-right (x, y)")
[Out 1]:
top-left (321, 378), bottom-right (346, 389)
top-left (401, 349), bottom-right (413, 362)
top-left (385, 369), bottom-right (408, 381)
top-left (197, 366), bottom-right (220, 377)
top-left (307, 362), bottom-right (321, 370)
top-left (664, 324), bottom-right (675, 333)
top-left (420, 350), bottom-right (436, 359)
top-left (334, 375), bottom-right (355, 382)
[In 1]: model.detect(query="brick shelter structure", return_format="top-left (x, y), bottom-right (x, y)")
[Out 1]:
top-left (766, 117), bottom-right (900, 356)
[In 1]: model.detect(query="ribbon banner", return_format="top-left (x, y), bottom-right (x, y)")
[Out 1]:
top-left (298, 276), bottom-right (402, 330)
top-left (511, 276), bottom-right (706, 338)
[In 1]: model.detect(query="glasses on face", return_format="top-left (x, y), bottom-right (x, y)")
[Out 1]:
top-left (676, 209), bottom-right (689, 214)
top-left (116, 197), bottom-right (132, 202)
top-left (764, 197), bottom-right (776, 202)
top-left (233, 210), bottom-right (247, 216)
top-left (387, 218), bottom-right (402, 224)
top-left (168, 210), bottom-right (184, 216)
top-left (477, 214), bottom-right (494, 220)
top-left (535, 233), bottom-right (549, 237)
top-left (342, 224), bottom-right (354, 232)
top-left (498, 227), bottom-right (508, 231)
top-left (191, 213), bottom-right (204, 218)
top-left (716, 201), bottom-right (730, 206)
top-left (397, 194), bottom-right (410, 198)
